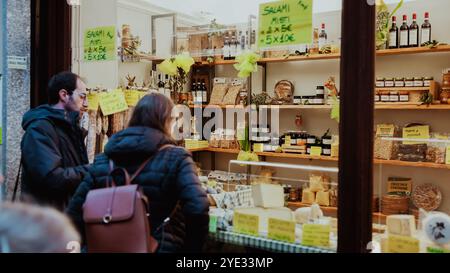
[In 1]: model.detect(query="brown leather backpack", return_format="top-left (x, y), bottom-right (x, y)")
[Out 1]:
top-left (82, 145), bottom-right (172, 253)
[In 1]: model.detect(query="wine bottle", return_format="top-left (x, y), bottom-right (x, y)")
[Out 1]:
top-left (158, 74), bottom-right (165, 94)
top-left (421, 12), bottom-right (431, 45)
top-left (409, 13), bottom-right (419, 47)
top-left (319, 23), bottom-right (327, 49)
top-left (400, 15), bottom-right (409, 48)
top-left (201, 80), bottom-right (208, 104)
top-left (389, 16), bottom-right (399, 49)
top-left (223, 34), bottom-right (230, 60)
top-left (191, 80), bottom-right (197, 104)
top-left (164, 74), bottom-right (171, 99)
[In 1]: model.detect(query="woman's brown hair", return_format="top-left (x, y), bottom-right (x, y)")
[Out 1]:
top-left (128, 93), bottom-right (174, 137)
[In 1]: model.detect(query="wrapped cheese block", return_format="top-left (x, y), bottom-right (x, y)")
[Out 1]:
top-left (252, 184), bottom-right (284, 208)
top-left (302, 189), bottom-right (315, 204)
top-left (309, 175), bottom-right (324, 192)
top-left (316, 191), bottom-right (330, 207)
top-left (294, 207), bottom-right (311, 224)
top-left (386, 215), bottom-right (416, 237)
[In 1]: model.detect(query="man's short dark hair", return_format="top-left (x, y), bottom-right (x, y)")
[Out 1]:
top-left (48, 71), bottom-right (80, 105)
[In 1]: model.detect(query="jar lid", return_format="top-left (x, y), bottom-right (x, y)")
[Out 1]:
top-left (405, 77), bottom-right (414, 81)
top-left (316, 86), bottom-right (325, 90)
top-left (395, 77), bottom-right (405, 81)
top-left (376, 77), bottom-right (385, 81)
top-left (414, 77), bottom-right (424, 80)
top-left (424, 77), bottom-right (434, 80)
top-left (385, 77), bottom-right (394, 81)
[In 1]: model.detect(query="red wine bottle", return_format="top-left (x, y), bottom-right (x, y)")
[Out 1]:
top-left (421, 12), bottom-right (432, 45)
top-left (389, 16), bottom-right (399, 49)
top-left (400, 15), bottom-right (409, 48)
top-left (409, 13), bottom-right (419, 47)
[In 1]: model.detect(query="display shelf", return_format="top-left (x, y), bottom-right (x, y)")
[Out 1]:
top-left (188, 148), bottom-right (450, 170)
top-left (186, 45), bottom-right (450, 66)
top-left (374, 104), bottom-right (450, 110)
top-left (195, 104), bottom-right (450, 110)
top-left (287, 202), bottom-right (388, 223)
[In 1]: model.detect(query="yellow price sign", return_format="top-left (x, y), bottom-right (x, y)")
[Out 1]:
top-left (234, 212), bottom-right (259, 237)
top-left (302, 224), bottom-right (330, 247)
top-left (124, 90), bottom-right (144, 107)
top-left (99, 89), bottom-right (129, 116)
top-left (84, 26), bottom-right (116, 62)
top-left (87, 93), bottom-right (100, 111)
top-left (310, 146), bottom-right (322, 156)
top-left (446, 146), bottom-right (450, 165)
top-left (268, 218), bottom-right (296, 243)
top-left (387, 235), bottom-right (420, 253)
top-left (402, 125), bottom-right (430, 145)
top-left (258, 0), bottom-right (313, 49)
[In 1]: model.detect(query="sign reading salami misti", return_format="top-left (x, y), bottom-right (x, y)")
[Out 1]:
top-left (258, 0), bottom-right (312, 49)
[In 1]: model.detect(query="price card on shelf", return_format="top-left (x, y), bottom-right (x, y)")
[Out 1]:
top-left (268, 218), bottom-right (296, 243)
top-left (302, 224), bottom-right (330, 247)
top-left (84, 26), bottom-right (116, 62)
top-left (87, 93), bottom-right (100, 111)
top-left (124, 90), bottom-right (144, 107)
top-left (258, 0), bottom-right (313, 49)
top-left (427, 246), bottom-right (450, 253)
top-left (387, 235), bottom-right (420, 253)
top-left (402, 125), bottom-right (430, 145)
top-left (234, 212), bottom-right (259, 237)
top-left (310, 146), bottom-right (322, 156)
top-left (209, 215), bottom-right (218, 234)
top-left (99, 89), bottom-right (129, 116)
top-left (446, 146), bottom-right (450, 165)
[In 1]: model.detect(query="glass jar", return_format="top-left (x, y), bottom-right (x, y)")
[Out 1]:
top-left (380, 91), bottom-right (390, 102)
top-left (399, 91), bottom-right (410, 102)
top-left (414, 77), bottom-right (424, 87)
top-left (423, 77), bottom-right (433, 87)
top-left (375, 92), bottom-right (380, 102)
top-left (316, 86), bottom-right (325, 96)
top-left (405, 77), bottom-right (414, 87)
top-left (375, 77), bottom-right (385, 88)
top-left (395, 77), bottom-right (405, 87)
top-left (384, 78), bottom-right (395, 87)
top-left (294, 96), bottom-right (302, 105)
top-left (389, 91), bottom-right (399, 102)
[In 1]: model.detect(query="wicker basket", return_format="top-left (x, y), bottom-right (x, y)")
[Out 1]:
top-left (381, 194), bottom-right (410, 215)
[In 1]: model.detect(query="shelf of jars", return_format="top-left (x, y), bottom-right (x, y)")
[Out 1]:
top-left (187, 148), bottom-right (450, 170)
top-left (178, 45), bottom-right (450, 67)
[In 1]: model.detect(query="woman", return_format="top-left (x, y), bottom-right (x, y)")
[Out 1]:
top-left (66, 93), bottom-right (209, 253)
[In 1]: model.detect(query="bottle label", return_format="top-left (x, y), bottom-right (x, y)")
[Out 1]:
top-left (400, 31), bottom-right (408, 46)
top-left (319, 38), bottom-right (327, 49)
top-left (389, 32), bottom-right (397, 47)
top-left (409, 29), bottom-right (418, 45)
top-left (421, 29), bottom-right (431, 45)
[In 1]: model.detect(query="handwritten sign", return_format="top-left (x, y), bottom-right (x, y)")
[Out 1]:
top-left (376, 124), bottom-right (395, 137)
top-left (446, 146), bottom-right (450, 165)
top-left (310, 146), bottom-right (322, 156)
top-left (124, 90), bottom-right (145, 107)
top-left (402, 125), bottom-right (430, 145)
top-left (209, 215), bottom-right (218, 234)
top-left (387, 177), bottom-right (412, 194)
top-left (268, 218), bottom-right (296, 243)
top-left (84, 26), bottom-right (116, 62)
top-left (258, 0), bottom-right (313, 49)
top-left (302, 224), bottom-right (330, 247)
top-left (234, 212), bottom-right (259, 237)
top-left (387, 235), bottom-right (420, 253)
top-left (87, 93), bottom-right (100, 111)
top-left (99, 89), bottom-right (128, 116)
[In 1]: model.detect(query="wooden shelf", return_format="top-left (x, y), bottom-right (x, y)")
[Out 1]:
top-left (188, 45), bottom-right (450, 66)
top-left (259, 105), bottom-right (332, 110)
top-left (287, 202), bottom-right (388, 223)
top-left (375, 86), bottom-right (431, 92)
top-left (256, 152), bottom-right (338, 162)
top-left (376, 45), bottom-right (450, 56)
top-left (375, 104), bottom-right (450, 110)
top-left (189, 148), bottom-right (450, 170)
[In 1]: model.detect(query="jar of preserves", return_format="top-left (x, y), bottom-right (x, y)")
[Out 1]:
top-left (423, 77), bottom-right (433, 87)
top-left (389, 91), bottom-right (399, 102)
top-left (414, 77), bottom-right (424, 87)
top-left (375, 77), bottom-right (385, 88)
top-left (399, 91), bottom-right (410, 102)
top-left (395, 77), bottom-right (405, 87)
top-left (384, 78), bottom-right (395, 87)
top-left (405, 77), bottom-right (414, 87)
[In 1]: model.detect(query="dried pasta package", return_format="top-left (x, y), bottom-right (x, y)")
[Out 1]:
top-left (209, 78), bottom-right (229, 105)
top-left (426, 133), bottom-right (449, 164)
top-left (374, 124), bottom-right (399, 160)
top-left (222, 79), bottom-right (244, 105)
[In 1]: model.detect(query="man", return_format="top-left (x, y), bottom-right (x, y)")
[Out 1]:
top-left (21, 71), bottom-right (89, 211)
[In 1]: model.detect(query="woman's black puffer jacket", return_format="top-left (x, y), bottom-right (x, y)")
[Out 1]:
top-left (66, 127), bottom-right (210, 253)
